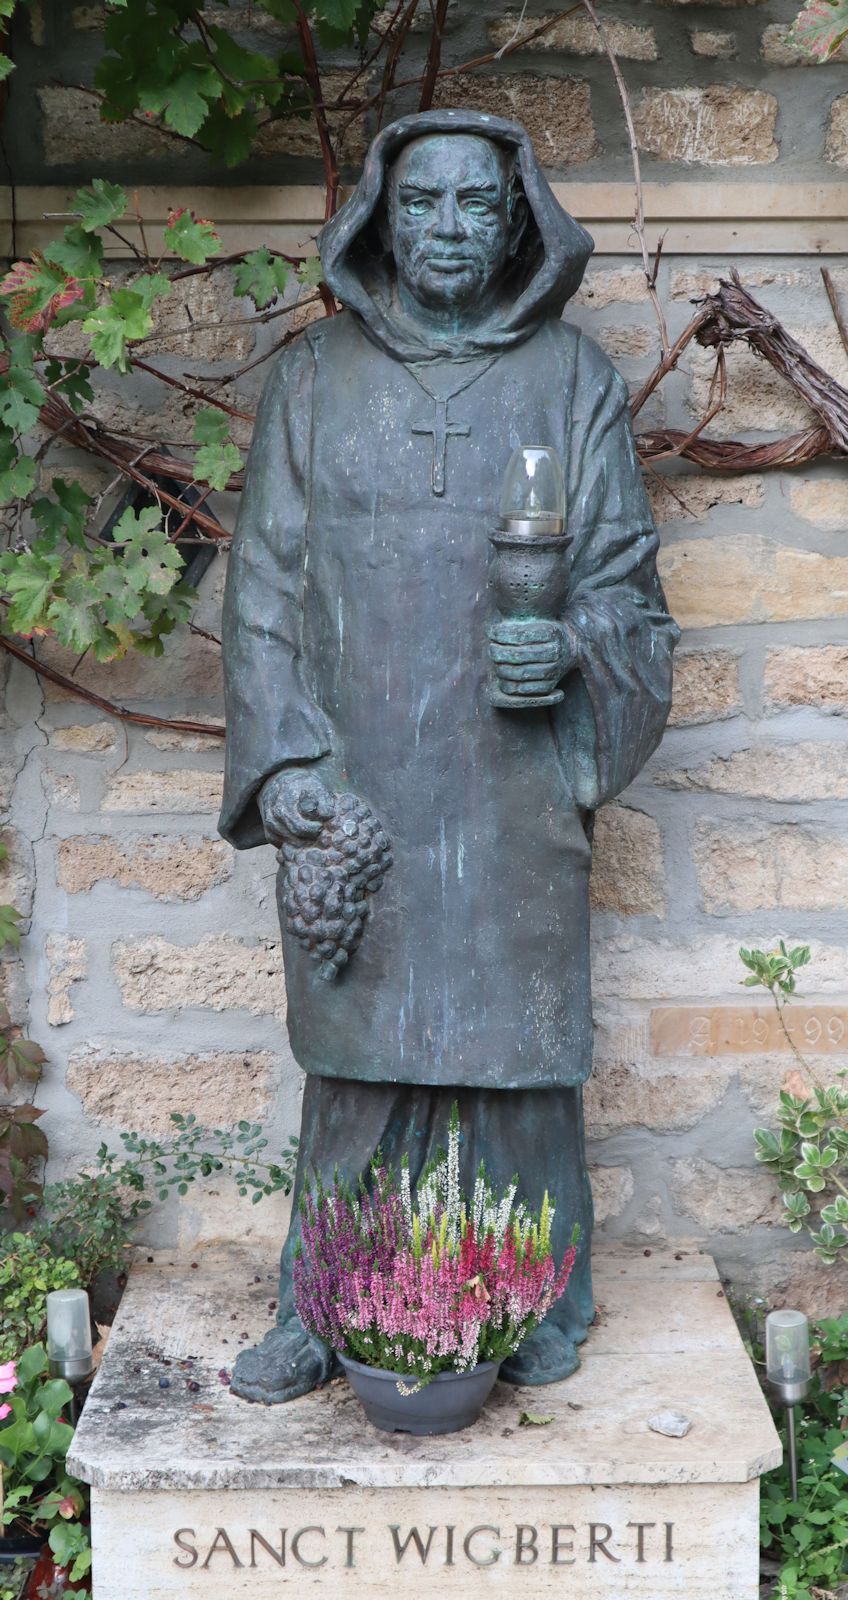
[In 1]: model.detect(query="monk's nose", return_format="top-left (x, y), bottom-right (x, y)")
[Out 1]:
top-left (433, 194), bottom-right (465, 239)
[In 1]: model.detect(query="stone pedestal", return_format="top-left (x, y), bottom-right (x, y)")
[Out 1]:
top-left (69, 1244), bottom-right (781, 1599)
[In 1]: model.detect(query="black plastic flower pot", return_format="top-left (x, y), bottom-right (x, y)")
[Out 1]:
top-left (0, 1527), bottom-right (45, 1564)
top-left (339, 1355), bottom-right (500, 1435)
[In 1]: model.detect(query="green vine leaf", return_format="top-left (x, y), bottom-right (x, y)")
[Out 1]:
top-left (82, 274), bottom-right (170, 371)
top-left (195, 441), bottom-right (242, 491)
top-left (163, 208), bottom-right (221, 264)
top-left (74, 178), bottom-right (128, 234)
top-left (138, 63), bottom-right (222, 138)
top-left (233, 247), bottom-right (291, 309)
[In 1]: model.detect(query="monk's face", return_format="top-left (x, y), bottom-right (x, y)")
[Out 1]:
top-left (387, 134), bottom-right (512, 313)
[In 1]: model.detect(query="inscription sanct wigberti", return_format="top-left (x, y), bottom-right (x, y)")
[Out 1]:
top-left (172, 1519), bottom-right (677, 1571)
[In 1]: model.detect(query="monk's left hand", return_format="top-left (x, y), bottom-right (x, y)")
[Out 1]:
top-left (488, 619), bottom-right (574, 701)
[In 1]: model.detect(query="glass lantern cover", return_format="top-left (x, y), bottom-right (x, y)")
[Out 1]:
top-left (499, 446), bottom-right (566, 526)
top-left (765, 1309), bottom-right (811, 1385)
top-left (47, 1288), bottom-right (93, 1364)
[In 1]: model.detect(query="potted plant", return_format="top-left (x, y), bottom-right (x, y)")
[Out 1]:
top-left (0, 1348), bottom-right (91, 1598)
top-left (293, 1108), bottom-right (579, 1435)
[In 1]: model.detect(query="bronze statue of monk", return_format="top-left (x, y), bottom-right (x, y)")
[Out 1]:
top-left (219, 109), bottom-right (678, 1403)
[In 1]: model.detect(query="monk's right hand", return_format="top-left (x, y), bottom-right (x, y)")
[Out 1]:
top-left (259, 769), bottom-right (335, 847)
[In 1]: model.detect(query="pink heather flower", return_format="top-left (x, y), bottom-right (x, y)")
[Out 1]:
top-left (0, 1360), bottom-right (17, 1395)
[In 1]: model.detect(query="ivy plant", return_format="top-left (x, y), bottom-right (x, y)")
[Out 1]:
top-left (744, 944), bottom-right (848, 1266)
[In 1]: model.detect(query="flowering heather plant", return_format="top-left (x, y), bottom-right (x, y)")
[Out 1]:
top-left (293, 1106), bottom-right (578, 1385)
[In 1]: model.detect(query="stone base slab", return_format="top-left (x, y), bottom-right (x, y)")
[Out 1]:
top-left (69, 1243), bottom-right (781, 1599)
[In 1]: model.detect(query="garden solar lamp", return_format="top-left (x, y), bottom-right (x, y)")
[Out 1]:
top-left (47, 1288), bottom-right (94, 1423)
top-left (765, 1309), bottom-right (812, 1502)
top-left (488, 445), bottom-right (571, 709)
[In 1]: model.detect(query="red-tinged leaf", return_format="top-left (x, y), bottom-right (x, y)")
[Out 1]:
top-left (5, 1101), bottom-right (47, 1124)
top-left (788, 0), bottom-right (848, 58)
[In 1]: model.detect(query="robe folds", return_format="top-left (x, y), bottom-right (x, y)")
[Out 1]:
top-left (219, 111), bottom-right (678, 1093)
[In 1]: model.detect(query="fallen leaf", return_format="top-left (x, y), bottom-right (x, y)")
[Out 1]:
top-left (519, 1411), bottom-right (554, 1427)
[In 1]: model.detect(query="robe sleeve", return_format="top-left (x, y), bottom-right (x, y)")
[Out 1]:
top-left (554, 330), bottom-right (680, 812)
top-left (218, 336), bottom-right (334, 849)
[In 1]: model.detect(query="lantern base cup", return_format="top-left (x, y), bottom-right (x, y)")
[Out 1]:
top-left (488, 686), bottom-right (564, 709)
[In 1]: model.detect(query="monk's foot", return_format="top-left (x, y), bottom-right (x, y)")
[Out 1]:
top-left (500, 1323), bottom-right (580, 1386)
top-left (230, 1318), bottom-right (339, 1405)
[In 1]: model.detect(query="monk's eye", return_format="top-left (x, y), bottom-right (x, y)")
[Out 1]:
top-left (404, 197), bottom-right (433, 216)
top-left (463, 198), bottom-right (495, 217)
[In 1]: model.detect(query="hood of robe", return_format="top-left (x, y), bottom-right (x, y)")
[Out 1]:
top-left (318, 108), bottom-right (594, 363)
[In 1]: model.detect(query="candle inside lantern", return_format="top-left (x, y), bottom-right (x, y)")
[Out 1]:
top-left (499, 446), bottom-right (565, 533)
top-left (765, 1308), bottom-right (811, 1387)
top-left (47, 1288), bottom-right (93, 1381)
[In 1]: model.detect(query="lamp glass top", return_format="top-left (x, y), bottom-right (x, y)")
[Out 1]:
top-left (500, 446), bottom-right (565, 524)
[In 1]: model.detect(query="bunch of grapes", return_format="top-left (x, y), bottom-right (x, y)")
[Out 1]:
top-left (279, 793), bottom-right (393, 981)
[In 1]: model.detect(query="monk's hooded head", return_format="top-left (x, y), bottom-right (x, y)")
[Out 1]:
top-left (383, 133), bottom-right (527, 318)
top-left (320, 109), bottom-right (594, 362)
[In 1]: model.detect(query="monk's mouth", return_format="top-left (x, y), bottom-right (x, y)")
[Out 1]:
top-left (427, 258), bottom-right (474, 273)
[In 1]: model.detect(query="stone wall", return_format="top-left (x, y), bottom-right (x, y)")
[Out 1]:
top-left (6, 0), bottom-right (848, 181)
top-left (2, 0), bottom-right (848, 1317)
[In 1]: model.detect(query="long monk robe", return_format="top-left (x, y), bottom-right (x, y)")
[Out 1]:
top-left (219, 110), bottom-right (678, 1388)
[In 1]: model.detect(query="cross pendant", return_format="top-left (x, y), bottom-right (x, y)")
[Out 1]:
top-left (412, 397), bottom-right (470, 497)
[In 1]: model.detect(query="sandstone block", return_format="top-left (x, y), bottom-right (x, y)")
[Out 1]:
top-left (633, 86), bottom-right (778, 166)
top-left (768, 1255), bottom-right (848, 1322)
top-left (573, 268), bottom-right (649, 308)
top-left (46, 934), bottom-right (87, 1026)
top-left (41, 771), bottom-right (80, 811)
top-left (828, 95), bottom-right (848, 165)
top-left (648, 473), bottom-right (764, 523)
top-left (671, 266), bottom-right (805, 300)
top-left (38, 87), bottom-right (192, 165)
top-left (789, 477), bottom-right (848, 530)
top-left (56, 835), bottom-right (232, 902)
top-left (113, 934), bottom-right (286, 1019)
top-left (488, 14), bottom-right (657, 58)
top-left (658, 535), bottom-right (848, 629)
top-left (596, 325), bottom-right (657, 360)
top-left (670, 1158), bottom-right (781, 1233)
top-left (585, 1055), bottom-right (727, 1135)
top-left (589, 805), bottom-right (666, 916)
top-left (763, 645), bottom-right (848, 713)
top-left (590, 1165), bottom-right (635, 1225)
top-left (434, 73), bottom-right (598, 165)
top-left (145, 720), bottom-right (224, 752)
top-left (40, 630), bottom-right (223, 706)
top-left (51, 722), bottom-right (117, 753)
top-left (759, 22), bottom-right (846, 62)
top-left (592, 931), bottom-right (848, 1002)
top-left (66, 1047), bottom-right (274, 1132)
top-left (693, 822), bottom-right (848, 914)
top-left (253, 73), bottom-right (368, 164)
top-left (688, 326), bottom-right (848, 436)
top-left (690, 28), bottom-right (736, 56)
top-left (101, 770), bottom-right (223, 814)
top-left (147, 273), bottom-right (255, 363)
top-left (669, 650), bottom-right (742, 726)
top-left (658, 743), bottom-right (848, 801)
top-left (0, 828), bottom-right (34, 920)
